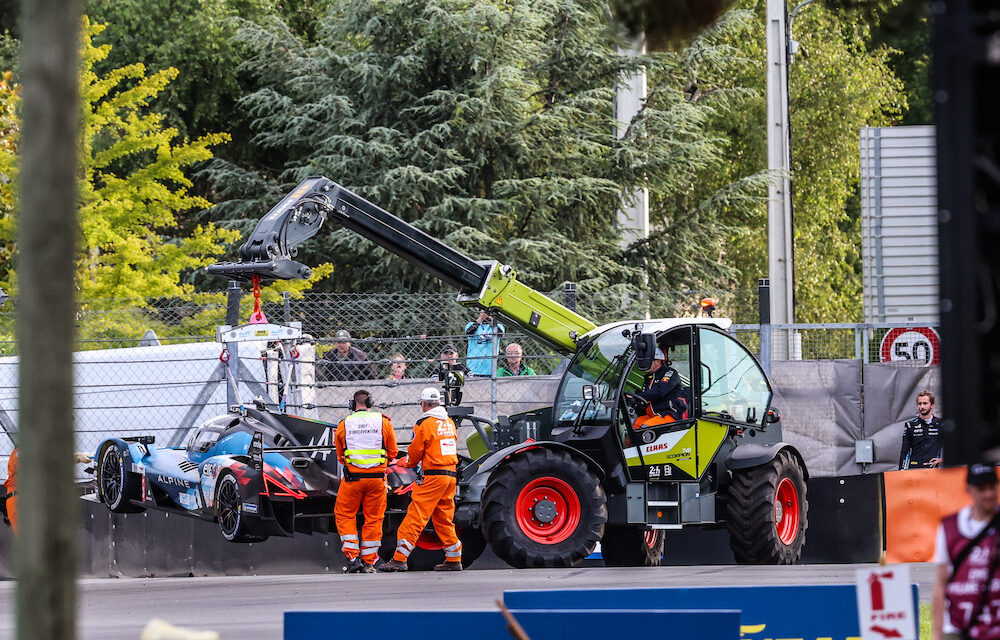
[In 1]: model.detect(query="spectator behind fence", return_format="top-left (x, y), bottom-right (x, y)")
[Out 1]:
top-left (387, 353), bottom-right (410, 380)
top-left (899, 389), bottom-right (943, 469)
top-left (432, 343), bottom-right (469, 381)
top-left (465, 310), bottom-right (505, 376)
top-left (320, 329), bottom-right (376, 381)
top-left (498, 343), bottom-right (535, 377)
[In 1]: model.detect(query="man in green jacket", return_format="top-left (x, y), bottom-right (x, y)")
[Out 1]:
top-left (498, 343), bottom-right (535, 377)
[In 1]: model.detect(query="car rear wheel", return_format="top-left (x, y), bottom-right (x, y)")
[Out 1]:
top-left (98, 443), bottom-right (144, 514)
top-left (216, 473), bottom-right (266, 543)
top-left (601, 526), bottom-right (664, 567)
top-left (481, 448), bottom-right (607, 568)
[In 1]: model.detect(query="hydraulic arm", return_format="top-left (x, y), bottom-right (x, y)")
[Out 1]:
top-left (208, 176), bottom-right (596, 352)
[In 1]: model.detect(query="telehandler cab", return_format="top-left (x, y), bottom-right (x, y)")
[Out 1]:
top-left (209, 176), bottom-right (808, 568)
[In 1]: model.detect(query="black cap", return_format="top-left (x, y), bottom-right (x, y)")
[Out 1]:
top-left (441, 343), bottom-right (458, 354)
top-left (967, 464), bottom-right (998, 487)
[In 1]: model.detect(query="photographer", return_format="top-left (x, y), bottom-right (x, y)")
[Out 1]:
top-left (464, 310), bottom-right (505, 377)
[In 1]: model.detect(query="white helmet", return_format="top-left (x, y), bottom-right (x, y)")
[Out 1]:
top-left (420, 387), bottom-right (441, 403)
top-left (653, 348), bottom-right (666, 361)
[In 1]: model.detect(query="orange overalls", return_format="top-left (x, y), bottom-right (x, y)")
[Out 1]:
top-left (334, 412), bottom-right (398, 566)
top-left (393, 407), bottom-right (462, 565)
top-left (4, 449), bottom-right (16, 534)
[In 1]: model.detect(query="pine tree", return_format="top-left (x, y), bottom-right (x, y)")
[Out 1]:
top-left (201, 0), bottom-right (765, 307)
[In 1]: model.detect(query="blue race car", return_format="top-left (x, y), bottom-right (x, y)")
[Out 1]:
top-left (92, 405), bottom-right (341, 542)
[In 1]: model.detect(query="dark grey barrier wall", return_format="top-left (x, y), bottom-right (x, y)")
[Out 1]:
top-left (769, 360), bottom-right (863, 477)
top-left (65, 499), bottom-right (347, 579)
top-left (0, 472), bottom-right (882, 579)
top-left (862, 364), bottom-right (941, 472)
top-left (659, 474), bottom-right (883, 565)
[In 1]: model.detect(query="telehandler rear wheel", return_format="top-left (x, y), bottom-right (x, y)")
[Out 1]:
top-left (481, 448), bottom-right (607, 568)
top-left (726, 449), bottom-right (807, 564)
top-left (600, 526), bottom-right (664, 566)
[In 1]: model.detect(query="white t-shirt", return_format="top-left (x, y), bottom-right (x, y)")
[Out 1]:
top-left (934, 506), bottom-right (995, 634)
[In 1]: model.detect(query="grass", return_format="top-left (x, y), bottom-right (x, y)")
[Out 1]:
top-left (920, 603), bottom-right (932, 640)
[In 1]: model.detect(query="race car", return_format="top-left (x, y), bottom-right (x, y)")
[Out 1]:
top-left (91, 404), bottom-right (342, 542)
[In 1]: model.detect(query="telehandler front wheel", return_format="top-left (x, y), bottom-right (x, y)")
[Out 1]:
top-left (601, 526), bottom-right (664, 567)
top-left (726, 449), bottom-right (807, 564)
top-left (481, 448), bottom-right (607, 568)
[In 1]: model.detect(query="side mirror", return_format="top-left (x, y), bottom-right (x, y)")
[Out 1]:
top-left (582, 385), bottom-right (596, 401)
top-left (700, 362), bottom-right (712, 391)
top-left (633, 333), bottom-right (656, 371)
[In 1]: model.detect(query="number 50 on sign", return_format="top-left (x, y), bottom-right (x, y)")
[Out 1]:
top-left (879, 327), bottom-right (941, 366)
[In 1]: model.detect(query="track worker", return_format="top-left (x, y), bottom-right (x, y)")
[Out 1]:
top-left (633, 348), bottom-right (688, 429)
top-left (2, 448), bottom-right (16, 534)
top-left (933, 463), bottom-right (1000, 640)
top-left (380, 387), bottom-right (462, 572)
top-left (334, 390), bottom-right (398, 573)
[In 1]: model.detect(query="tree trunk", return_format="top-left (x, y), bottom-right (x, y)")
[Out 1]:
top-left (16, 0), bottom-right (82, 639)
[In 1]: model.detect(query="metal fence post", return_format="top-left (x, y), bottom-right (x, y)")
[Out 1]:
top-left (862, 327), bottom-right (870, 365)
top-left (490, 316), bottom-right (499, 422)
top-left (758, 278), bottom-right (772, 375)
top-left (564, 282), bottom-right (577, 312)
top-left (226, 281), bottom-right (242, 408)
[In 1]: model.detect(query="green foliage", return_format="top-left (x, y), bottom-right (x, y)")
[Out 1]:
top-left (709, 0), bottom-right (905, 323)
top-left (84, 0), bottom-right (334, 155)
top-left (201, 0), bottom-right (766, 307)
top-left (626, 9), bottom-right (772, 300)
top-left (0, 19), bottom-right (247, 341)
top-left (83, 0), bottom-right (262, 142)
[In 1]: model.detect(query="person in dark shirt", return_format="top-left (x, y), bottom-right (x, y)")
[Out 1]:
top-left (899, 389), bottom-right (943, 469)
top-left (634, 348), bottom-right (688, 428)
top-left (319, 330), bottom-right (376, 381)
top-left (432, 344), bottom-right (470, 381)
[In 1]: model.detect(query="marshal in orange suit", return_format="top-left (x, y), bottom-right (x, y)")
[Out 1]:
top-left (380, 387), bottom-right (462, 572)
top-left (334, 390), bottom-right (398, 573)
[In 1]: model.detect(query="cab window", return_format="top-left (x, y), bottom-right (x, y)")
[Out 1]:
top-left (698, 328), bottom-right (771, 424)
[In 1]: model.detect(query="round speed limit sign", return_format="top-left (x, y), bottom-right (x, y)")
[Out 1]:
top-left (879, 327), bottom-right (941, 365)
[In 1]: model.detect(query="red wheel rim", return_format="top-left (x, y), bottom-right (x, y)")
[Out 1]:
top-left (415, 530), bottom-right (444, 551)
top-left (643, 530), bottom-right (658, 549)
top-left (774, 477), bottom-right (800, 545)
top-left (515, 477), bottom-right (581, 544)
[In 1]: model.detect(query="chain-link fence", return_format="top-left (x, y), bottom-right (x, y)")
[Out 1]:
top-left (0, 289), bottom-right (941, 472)
top-left (0, 285), bottom-right (756, 351)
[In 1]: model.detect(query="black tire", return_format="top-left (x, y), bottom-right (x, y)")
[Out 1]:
top-left (98, 443), bottom-right (144, 514)
top-left (481, 448), bottom-right (607, 568)
top-left (216, 473), bottom-right (264, 543)
top-left (380, 517), bottom-right (486, 570)
top-left (601, 526), bottom-right (664, 567)
top-left (726, 449), bottom-right (808, 564)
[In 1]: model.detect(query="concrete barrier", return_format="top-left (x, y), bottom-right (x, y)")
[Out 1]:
top-left (284, 609), bottom-right (741, 640)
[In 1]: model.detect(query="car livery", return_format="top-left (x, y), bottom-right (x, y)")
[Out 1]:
top-left (91, 407), bottom-right (341, 542)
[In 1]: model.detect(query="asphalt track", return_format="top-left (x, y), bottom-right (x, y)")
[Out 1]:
top-left (0, 563), bottom-right (937, 640)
